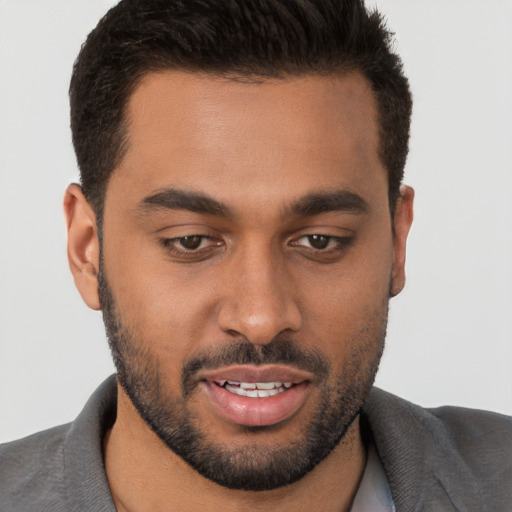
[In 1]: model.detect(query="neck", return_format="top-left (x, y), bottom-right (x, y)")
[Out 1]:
top-left (104, 384), bottom-right (367, 512)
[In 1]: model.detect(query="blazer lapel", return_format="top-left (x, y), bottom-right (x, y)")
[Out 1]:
top-left (361, 388), bottom-right (486, 512)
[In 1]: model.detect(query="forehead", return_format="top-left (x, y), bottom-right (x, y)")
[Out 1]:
top-left (109, 71), bottom-right (386, 213)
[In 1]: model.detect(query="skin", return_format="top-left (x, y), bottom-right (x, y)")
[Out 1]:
top-left (64, 71), bottom-right (413, 511)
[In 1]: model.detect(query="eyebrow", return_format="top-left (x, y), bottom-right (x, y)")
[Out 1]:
top-left (138, 188), bottom-right (231, 217)
top-left (286, 189), bottom-right (369, 217)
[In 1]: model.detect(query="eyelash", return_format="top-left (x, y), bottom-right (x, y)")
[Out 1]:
top-left (292, 234), bottom-right (352, 251)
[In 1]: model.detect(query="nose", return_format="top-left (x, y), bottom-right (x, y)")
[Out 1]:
top-left (217, 245), bottom-right (302, 345)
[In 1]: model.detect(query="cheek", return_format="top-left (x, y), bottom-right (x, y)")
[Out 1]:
top-left (298, 240), bottom-right (393, 321)
top-left (103, 233), bottom-right (222, 357)
top-left (304, 283), bottom-right (389, 383)
top-left (112, 262), bottom-right (226, 362)
top-left (293, 236), bottom-right (392, 358)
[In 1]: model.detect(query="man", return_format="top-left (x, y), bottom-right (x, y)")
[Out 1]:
top-left (1, 0), bottom-right (510, 510)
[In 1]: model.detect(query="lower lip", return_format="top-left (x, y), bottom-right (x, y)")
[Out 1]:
top-left (203, 381), bottom-right (310, 427)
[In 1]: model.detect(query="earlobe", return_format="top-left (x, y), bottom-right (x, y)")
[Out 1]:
top-left (390, 185), bottom-right (414, 297)
top-left (63, 184), bottom-right (101, 310)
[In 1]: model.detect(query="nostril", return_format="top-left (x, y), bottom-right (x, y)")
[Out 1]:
top-left (225, 329), bottom-right (242, 338)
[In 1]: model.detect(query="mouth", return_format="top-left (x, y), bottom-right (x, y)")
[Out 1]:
top-left (199, 365), bottom-right (313, 427)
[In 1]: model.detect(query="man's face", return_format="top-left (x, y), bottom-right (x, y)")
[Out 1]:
top-left (96, 71), bottom-right (408, 490)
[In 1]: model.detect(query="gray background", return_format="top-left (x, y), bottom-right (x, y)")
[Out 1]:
top-left (1, 0), bottom-right (511, 443)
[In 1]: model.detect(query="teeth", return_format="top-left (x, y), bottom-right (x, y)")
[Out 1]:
top-left (224, 382), bottom-right (293, 398)
top-left (238, 382), bottom-right (288, 390)
top-left (255, 382), bottom-right (279, 390)
top-left (225, 385), bottom-right (245, 396)
top-left (226, 381), bottom-right (291, 390)
top-left (257, 389), bottom-right (280, 397)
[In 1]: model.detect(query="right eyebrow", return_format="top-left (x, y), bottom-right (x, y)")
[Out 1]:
top-left (137, 187), bottom-right (231, 217)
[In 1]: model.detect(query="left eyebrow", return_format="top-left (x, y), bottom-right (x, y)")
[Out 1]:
top-left (286, 189), bottom-right (369, 218)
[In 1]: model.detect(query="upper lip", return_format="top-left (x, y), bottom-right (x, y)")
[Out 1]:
top-left (198, 364), bottom-right (314, 385)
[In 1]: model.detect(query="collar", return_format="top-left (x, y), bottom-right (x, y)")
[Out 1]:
top-left (350, 442), bottom-right (395, 511)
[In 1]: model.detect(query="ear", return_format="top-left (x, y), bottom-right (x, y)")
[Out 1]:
top-left (63, 184), bottom-right (101, 310)
top-left (390, 185), bottom-right (414, 297)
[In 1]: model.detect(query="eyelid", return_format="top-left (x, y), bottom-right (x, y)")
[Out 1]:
top-left (159, 234), bottom-right (224, 259)
top-left (288, 233), bottom-right (355, 261)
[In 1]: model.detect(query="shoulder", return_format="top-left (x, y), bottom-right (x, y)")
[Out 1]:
top-left (0, 423), bottom-right (72, 511)
top-left (423, 402), bottom-right (512, 489)
top-left (366, 386), bottom-right (512, 435)
top-left (362, 388), bottom-right (512, 511)
top-left (426, 401), bottom-right (512, 450)
top-left (366, 387), bottom-right (512, 454)
top-left (0, 375), bottom-right (117, 512)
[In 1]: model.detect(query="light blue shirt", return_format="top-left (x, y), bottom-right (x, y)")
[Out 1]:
top-left (350, 443), bottom-right (395, 511)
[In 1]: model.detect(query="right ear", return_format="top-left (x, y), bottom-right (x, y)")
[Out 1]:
top-left (63, 184), bottom-right (101, 310)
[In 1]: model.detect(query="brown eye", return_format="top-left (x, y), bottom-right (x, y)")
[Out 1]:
top-left (307, 235), bottom-right (330, 249)
top-left (179, 235), bottom-right (203, 250)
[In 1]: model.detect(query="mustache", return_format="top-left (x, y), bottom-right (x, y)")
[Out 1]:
top-left (181, 338), bottom-right (330, 397)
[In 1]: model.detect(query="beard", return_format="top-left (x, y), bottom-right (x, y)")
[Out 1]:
top-left (98, 266), bottom-right (387, 491)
